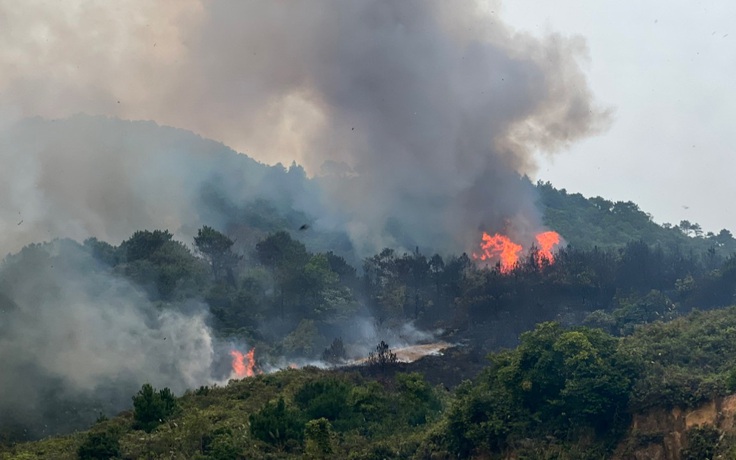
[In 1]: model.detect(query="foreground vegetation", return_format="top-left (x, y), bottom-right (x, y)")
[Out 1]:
top-left (4, 179), bottom-right (736, 457)
top-left (7, 307), bottom-right (736, 459)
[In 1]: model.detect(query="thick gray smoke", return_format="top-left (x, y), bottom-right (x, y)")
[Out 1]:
top-left (0, 115), bottom-right (323, 256)
top-left (0, 0), bottom-right (607, 256)
top-left (0, 239), bottom-right (216, 438)
top-left (0, 1), bottom-right (607, 438)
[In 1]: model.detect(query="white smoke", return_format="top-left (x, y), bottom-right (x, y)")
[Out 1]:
top-left (0, 240), bottom-right (216, 437)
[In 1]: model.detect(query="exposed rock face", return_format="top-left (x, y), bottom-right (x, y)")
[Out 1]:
top-left (614, 395), bottom-right (736, 460)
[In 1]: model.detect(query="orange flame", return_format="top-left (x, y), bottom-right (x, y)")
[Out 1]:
top-left (472, 232), bottom-right (523, 274)
top-left (535, 231), bottom-right (561, 265)
top-left (472, 230), bottom-right (562, 273)
top-left (230, 348), bottom-right (256, 378)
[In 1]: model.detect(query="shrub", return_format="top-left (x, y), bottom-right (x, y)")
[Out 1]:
top-left (295, 378), bottom-right (352, 424)
top-left (395, 372), bottom-right (441, 425)
top-left (304, 418), bottom-right (335, 458)
top-left (682, 425), bottom-right (720, 460)
top-left (202, 427), bottom-right (240, 460)
top-left (77, 430), bottom-right (120, 460)
top-left (249, 397), bottom-right (304, 448)
top-left (132, 383), bottom-right (178, 432)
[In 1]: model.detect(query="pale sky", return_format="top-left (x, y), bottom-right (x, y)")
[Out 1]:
top-left (502, 2), bottom-right (736, 234)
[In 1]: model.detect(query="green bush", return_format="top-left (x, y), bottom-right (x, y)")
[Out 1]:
top-left (249, 397), bottom-right (304, 448)
top-left (348, 382), bottom-right (391, 426)
top-left (132, 383), bottom-right (178, 432)
top-left (395, 372), bottom-right (441, 426)
top-left (304, 418), bottom-right (334, 458)
top-left (294, 378), bottom-right (352, 424)
top-left (202, 427), bottom-right (240, 460)
top-left (726, 368), bottom-right (736, 392)
top-left (77, 430), bottom-right (120, 460)
top-left (441, 322), bottom-right (635, 456)
top-left (682, 425), bottom-right (720, 460)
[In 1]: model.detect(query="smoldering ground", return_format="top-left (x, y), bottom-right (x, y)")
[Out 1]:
top-left (0, 0), bottom-right (608, 257)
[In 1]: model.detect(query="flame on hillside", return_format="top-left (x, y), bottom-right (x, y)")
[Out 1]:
top-left (535, 231), bottom-right (561, 265)
top-left (230, 348), bottom-right (257, 378)
top-left (472, 231), bottom-right (562, 273)
top-left (472, 233), bottom-right (523, 274)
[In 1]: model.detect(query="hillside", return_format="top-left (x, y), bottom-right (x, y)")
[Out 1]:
top-left (6, 308), bottom-right (736, 459)
top-left (3, 118), bottom-right (736, 457)
top-left (0, 115), bottom-right (352, 261)
top-left (4, 115), bottom-right (731, 262)
top-left (538, 181), bottom-right (736, 255)
top-left (2, 191), bottom-right (736, 444)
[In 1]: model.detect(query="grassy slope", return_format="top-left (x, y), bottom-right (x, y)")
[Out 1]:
top-left (1, 366), bottom-right (446, 460)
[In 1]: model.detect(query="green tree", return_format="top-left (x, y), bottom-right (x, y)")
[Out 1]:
top-left (363, 249), bottom-right (407, 323)
top-left (348, 381), bottom-right (391, 425)
top-left (120, 229), bottom-right (172, 262)
top-left (508, 323), bottom-right (634, 431)
top-left (255, 231), bottom-right (309, 270)
top-left (283, 319), bottom-right (320, 356)
top-left (304, 418), bottom-right (334, 459)
top-left (148, 239), bottom-right (208, 299)
top-left (255, 231), bottom-right (310, 317)
top-left (249, 397), bottom-right (304, 448)
top-left (301, 253), bottom-right (357, 322)
top-left (295, 378), bottom-right (352, 426)
top-left (116, 232), bottom-right (207, 300)
top-left (395, 372), bottom-right (441, 425)
top-left (83, 237), bottom-right (121, 266)
top-left (194, 226), bottom-right (240, 285)
top-left (202, 427), bottom-right (240, 460)
top-left (442, 322), bottom-right (636, 456)
top-left (132, 384), bottom-right (178, 433)
top-left (322, 338), bottom-right (347, 364)
top-left (77, 430), bottom-right (120, 460)
top-left (682, 425), bottom-right (720, 460)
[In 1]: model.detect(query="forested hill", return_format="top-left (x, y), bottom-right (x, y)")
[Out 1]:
top-left (8, 308), bottom-right (736, 459)
top-left (537, 181), bottom-right (736, 255)
top-left (5, 117), bottom-right (736, 458)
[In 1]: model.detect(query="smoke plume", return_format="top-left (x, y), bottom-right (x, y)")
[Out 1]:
top-left (0, 239), bottom-right (216, 438)
top-left (0, 0), bottom-right (607, 255)
top-left (0, 1), bottom-right (608, 438)
top-left (0, 115), bottom-right (322, 256)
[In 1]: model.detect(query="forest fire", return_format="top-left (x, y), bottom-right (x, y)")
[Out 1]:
top-left (535, 231), bottom-right (561, 265)
top-left (472, 231), bottom-right (561, 273)
top-left (230, 348), bottom-right (257, 378)
top-left (472, 233), bottom-right (523, 274)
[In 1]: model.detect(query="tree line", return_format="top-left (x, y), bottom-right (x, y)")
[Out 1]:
top-left (58, 220), bottom-right (736, 360)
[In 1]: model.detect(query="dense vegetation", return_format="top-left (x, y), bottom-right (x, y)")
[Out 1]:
top-left (8, 308), bottom-right (736, 459)
top-left (538, 181), bottom-right (736, 254)
top-left (30, 206), bottom-right (736, 364)
top-left (4, 182), bottom-right (736, 457)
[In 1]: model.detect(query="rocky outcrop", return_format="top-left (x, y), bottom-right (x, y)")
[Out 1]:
top-left (613, 395), bottom-right (736, 460)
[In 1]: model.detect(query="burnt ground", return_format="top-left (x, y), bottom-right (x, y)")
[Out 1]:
top-left (340, 344), bottom-right (489, 389)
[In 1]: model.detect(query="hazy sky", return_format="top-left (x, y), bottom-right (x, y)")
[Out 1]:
top-left (501, 1), bottom-right (736, 234)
